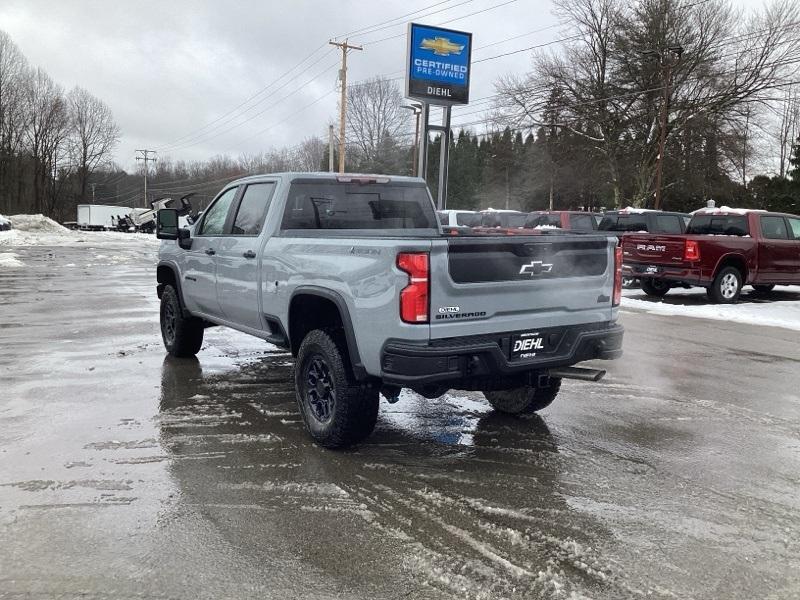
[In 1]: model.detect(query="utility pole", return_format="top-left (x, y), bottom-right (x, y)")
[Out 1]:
top-left (90, 183), bottom-right (96, 204)
top-left (329, 39), bottom-right (362, 174)
top-left (135, 149), bottom-right (157, 208)
top-left (328, 124), bottom-right (335, 172)
top-left (649, 45), bottom-right (683, 210)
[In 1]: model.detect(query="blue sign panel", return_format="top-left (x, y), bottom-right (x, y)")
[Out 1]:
top-left (406, 23), bottom-right (472, 105)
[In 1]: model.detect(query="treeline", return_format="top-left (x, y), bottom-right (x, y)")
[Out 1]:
top-left (0, 30), bottom-right (120, 220)
top-left (6, 0), bottom-right (800, 220)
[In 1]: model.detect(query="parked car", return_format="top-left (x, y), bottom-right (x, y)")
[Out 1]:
top-left (622, 207), bottom-right (800, 303)
top-left (480, 209), bottom-right (529, 228)
top-left (0, 215), bottom-right (11, 231)
top-left (437, 210), bottom-right (481, 228)
top-left (155, 173), bottom-right (624, 448)
top-left (526, 211), bottom-right (600, 231)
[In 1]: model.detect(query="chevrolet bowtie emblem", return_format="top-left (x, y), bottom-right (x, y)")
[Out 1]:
top-left (420, 37), bottom-right (465, 56)
top-left (519, 261), bottom-right (554, 276)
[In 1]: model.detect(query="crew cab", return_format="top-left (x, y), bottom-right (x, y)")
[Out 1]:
top-left (155, 173), bottom-right (624, 448)
top-left (622, 208), bottom-right (800, 302)
top-left (525, 211), bottom-right (600, 231)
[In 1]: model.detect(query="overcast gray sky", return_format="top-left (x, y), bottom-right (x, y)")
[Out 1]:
top-left (0, 0), bottom-right (762, 171)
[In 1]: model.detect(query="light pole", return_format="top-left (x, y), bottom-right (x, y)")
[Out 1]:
top-left (402, 102), bottom-right (423, 177)
top-left (645, 45), bottom-right (683, 210)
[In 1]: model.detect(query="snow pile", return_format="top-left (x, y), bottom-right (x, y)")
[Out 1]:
top-left (691, 206), bottom-right (766, 215)
top-left (0, 214), bottom-right (159, 247)
top-left (0, 251), bottom-right (23, 268)
top-left (0, 214), bottom-right (10, 227)
top-left (621, 287), bottom-right (800, 332)
top-left (8, 214), bottom-right (68, 233)
top-left (620, 206), bottom-right (659, 213)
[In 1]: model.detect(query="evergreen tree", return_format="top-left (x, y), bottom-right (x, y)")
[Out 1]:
top-left (789, 137), bottom-right (800, 181)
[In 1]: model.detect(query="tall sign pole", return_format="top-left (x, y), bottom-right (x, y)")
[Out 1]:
top-left (405, 23), bottom-right (472, 210)
top-left (329, 39), bottom-right (362, 174)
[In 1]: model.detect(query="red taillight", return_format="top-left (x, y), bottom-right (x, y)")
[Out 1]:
top-left (397, 252), bottom-right (429, 323)
top-left (613, 245), bottom-right (623, 306)
top-left (684, 239), bottom-right (700, 261)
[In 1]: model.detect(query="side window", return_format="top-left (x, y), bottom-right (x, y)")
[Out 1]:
top-left (760, 216), bottom-right (788, 240)
top-left (786, 218), bottom-right (800, 240)
top-left (232, 182), bottom-right (276, 235)
top-left (655, 215), bottom-right (683, 234)
top-left (199, 187), bottom-right (237, 236)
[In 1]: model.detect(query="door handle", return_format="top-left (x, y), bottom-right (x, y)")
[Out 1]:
top-left (204, 248), bottom-right (216, 256)
top-left (243, 250), bottom-right (256, 259)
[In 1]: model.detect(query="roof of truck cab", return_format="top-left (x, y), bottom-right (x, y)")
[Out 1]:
top-left (225, 172), bottom-right (427, 186)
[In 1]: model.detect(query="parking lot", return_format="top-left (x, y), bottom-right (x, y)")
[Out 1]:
top-left (1, 239), bottom-right (800, 599)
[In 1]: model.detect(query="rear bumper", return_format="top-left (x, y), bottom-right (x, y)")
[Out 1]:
top-left (623, 261), bottom-right (708, 286)
top-left (380, 321), bottom-right (624, 389)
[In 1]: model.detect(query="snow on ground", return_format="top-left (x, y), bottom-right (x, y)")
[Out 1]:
top-left (622, 286), bottom-right (800, 332)
top-left (0, 251), bottom-right (23, 268)
top-left (0, 214), bottom-right (159, 248)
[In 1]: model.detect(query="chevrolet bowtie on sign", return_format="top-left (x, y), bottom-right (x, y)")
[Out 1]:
top-left (420, 37), bottom-right (465, 56)
top-left (406, 23), bottom-right (472, 105)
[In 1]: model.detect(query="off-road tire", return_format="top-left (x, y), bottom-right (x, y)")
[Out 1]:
top-left (708, 266), bottom-right (742, 304)
top-left (753, 284), bottom-right (775, 294)
top-left (640, 277), bottom-right (670, 297)
top-left (295, 329), bottom-right (379, 449)
top-left (484, 378), bottom-right (562, 415)
top-left (160, 285), bottom-right (204, 357)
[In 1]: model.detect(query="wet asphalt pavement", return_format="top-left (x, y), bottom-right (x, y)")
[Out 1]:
top-left (1, 242), bottom-right (799, 600)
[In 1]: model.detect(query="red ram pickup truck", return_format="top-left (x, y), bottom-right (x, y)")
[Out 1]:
top-left (622, 208), bottom-right (800, 303)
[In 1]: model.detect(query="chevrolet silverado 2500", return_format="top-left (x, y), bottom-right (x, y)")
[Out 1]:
top-left (155, 173), bottom-right (624, 448)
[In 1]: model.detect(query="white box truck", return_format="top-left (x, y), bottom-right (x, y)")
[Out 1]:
top-left (76, 204), bottom-right (130, 230)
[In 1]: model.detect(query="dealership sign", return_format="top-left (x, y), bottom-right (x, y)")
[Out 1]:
top-left (405, 23), bottom-right (472, 105)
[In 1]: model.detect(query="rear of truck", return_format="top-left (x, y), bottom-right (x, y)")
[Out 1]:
top-left (621, 213), bottom-right (756, 288)
top-left (380, 230), bottom-right (624, 395)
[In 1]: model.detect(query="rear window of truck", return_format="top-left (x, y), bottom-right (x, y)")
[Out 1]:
top-left (686, 215), bottom-right (749, 236)
top-left (526, 214), bottom-right (562, 228)
top-left (599, 214), bottom-right (648, 232)
top-left (456, 212), bottom-right (481, 227)
top-left (281, 182), bottom-right (437, 230)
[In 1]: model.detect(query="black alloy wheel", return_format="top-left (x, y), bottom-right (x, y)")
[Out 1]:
top-left (305, 355), bottom-right (336, 424)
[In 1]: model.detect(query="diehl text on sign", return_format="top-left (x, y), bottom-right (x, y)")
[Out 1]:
top-left (405, 23), bottom-right (472, 106)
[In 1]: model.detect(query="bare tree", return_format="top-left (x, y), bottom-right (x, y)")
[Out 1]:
top-left (775, 86), bottom-right (799, 178)
top-left (295, 136), bottom-right (325, 171)
top-left (495, 0), bottom-right (800, 206)
top-left (67, 86), bottom-right (120, 202)
top-left (0, 30), bottom-right (30, 212)
top-left (24, 68), bottom-right (70, 215)
top-left (346, 77), bottom-right (407, 167)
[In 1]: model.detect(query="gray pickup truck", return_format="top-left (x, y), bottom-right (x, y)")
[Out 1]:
top-left (155, 173), bottom-right (623, 448)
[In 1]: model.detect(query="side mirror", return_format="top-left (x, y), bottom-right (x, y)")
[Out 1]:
top-left (157, 208), bottom-right (179, 240)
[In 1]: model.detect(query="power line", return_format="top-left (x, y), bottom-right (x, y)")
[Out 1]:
top-left (156, 44), bottom-right (331, 151)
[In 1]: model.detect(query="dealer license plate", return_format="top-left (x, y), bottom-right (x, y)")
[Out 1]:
top-left (510, 331), bottom-right (547, 360)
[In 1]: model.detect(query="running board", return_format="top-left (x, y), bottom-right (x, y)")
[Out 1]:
top-left (548, 366), bottom-right (606, 382)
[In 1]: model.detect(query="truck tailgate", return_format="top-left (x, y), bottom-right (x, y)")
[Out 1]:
top-left (622, 234), bottom-right (686, 266)
top-left (428, 234), bottom-right (616, 339)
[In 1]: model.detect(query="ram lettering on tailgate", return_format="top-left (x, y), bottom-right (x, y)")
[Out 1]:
top-left (637, 244), bottom-right (666, 252)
